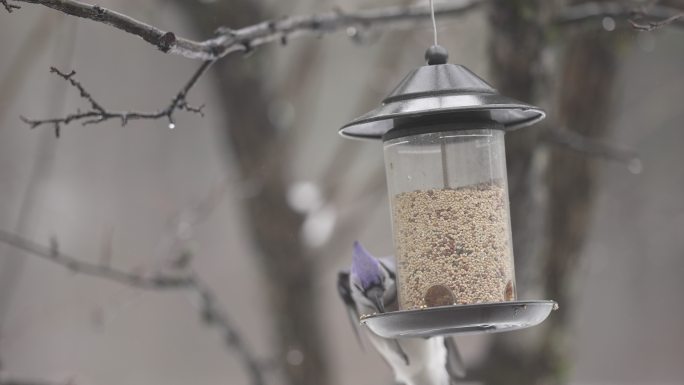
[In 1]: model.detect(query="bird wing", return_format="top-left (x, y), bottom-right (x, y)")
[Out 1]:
top-left (337, 269), bottom-right (409, 364)
top-left (444, 337), bottom-right (467, 381)
top-left (337, 270), bottom-right (364, 349)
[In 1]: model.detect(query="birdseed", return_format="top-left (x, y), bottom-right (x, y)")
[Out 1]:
top-left (391, 183), bottom-right (516, 311)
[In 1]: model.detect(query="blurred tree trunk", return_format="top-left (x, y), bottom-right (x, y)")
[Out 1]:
top-left (489, 0), bottom-right (549, 299)
top-left (174, 2), bottom-right (328, 385)
top-left (477, 1), bottom-right (621, 384)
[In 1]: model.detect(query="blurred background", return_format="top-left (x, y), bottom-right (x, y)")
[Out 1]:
top-left (0, 0), bottom-right (683, 384)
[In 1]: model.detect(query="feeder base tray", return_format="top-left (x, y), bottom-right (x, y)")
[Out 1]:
top-left (360, 300), bottom-right (557, 338)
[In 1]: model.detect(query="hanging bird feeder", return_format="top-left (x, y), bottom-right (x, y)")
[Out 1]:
top-left (339, 45), bottom-right (557, 338)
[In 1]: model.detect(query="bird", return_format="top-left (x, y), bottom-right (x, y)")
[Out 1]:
top-left (337, 241), bottom-right (466, 385)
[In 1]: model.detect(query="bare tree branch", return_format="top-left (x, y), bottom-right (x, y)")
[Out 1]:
top-left (21, 61), bottom-right (213, 137)
top-left (9, 0), bottom-right (179, 52)
top-left (628, 0), bottom-right (684, 31)
top-left (3, 0), bottom-right (680, 135)
top-left (5, 0), bottom-right (680, 62)
top-left (629, 11), bottom-right (683, 31)
top-left (5, 1), bottom-right (483, 133)
top-left (546, 126), bottom-right (642, 173)
top-left (0, 229), bottom-right (265, 385)
top-left (7, 0), bottom-right (484, 60)
top-left (556, 1), bottom-right (684, 30)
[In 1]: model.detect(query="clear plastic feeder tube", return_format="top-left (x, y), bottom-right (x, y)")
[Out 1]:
top-left (384, 126), bottom-right (516, 311)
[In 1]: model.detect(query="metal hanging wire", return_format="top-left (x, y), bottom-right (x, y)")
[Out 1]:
top-left (430, 0), bottom-right (438, 46)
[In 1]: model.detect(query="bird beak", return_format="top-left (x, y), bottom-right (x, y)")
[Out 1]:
top-left (367, 287), bottom-right (385, 313)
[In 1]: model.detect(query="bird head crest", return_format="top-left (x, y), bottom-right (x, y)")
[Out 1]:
top-left (351, 241), bottom-right (383, 290)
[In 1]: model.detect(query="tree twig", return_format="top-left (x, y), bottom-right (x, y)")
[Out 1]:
top-left (629, 11), bottom-right (683, 31)
top-left (556, 1), bottom-right (684, 30)
top-left (546, 126), bottom-right (642, 173)
top-left (20, 61), bottom-right (213, 137)
top-left (0, 229), bottom-right (265, 385)
top-left (7, 0), bottom-right (484, 60)
top-left (1, 0), bottom-right (20, 13)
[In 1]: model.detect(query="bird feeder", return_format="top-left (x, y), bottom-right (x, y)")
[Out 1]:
top-left (339, 46), bottom-right (557, 338)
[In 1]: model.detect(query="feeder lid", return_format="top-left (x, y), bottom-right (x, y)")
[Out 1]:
top-left (340, 58), bottom-right (545, 140)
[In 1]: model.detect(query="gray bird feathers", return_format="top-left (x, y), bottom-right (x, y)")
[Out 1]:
top-left (337, 241), bottom-right (466, 385)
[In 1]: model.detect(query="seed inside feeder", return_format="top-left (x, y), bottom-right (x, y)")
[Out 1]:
top-left (392, 183), bottom-right (516, 310)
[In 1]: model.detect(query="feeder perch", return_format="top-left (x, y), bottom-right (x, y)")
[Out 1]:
top-left (339, 46), bottom-right (557, 338)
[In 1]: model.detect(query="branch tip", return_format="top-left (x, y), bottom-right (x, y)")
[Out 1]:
top-left (158, 31), bottom-right (176, 52)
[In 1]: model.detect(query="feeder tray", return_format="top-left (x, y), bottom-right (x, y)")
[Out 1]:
top-left (361, 300), bottom-right (558, 338)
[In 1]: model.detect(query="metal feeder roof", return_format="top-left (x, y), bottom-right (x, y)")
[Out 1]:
top-left (340, 53), bottom-right (546, 140)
